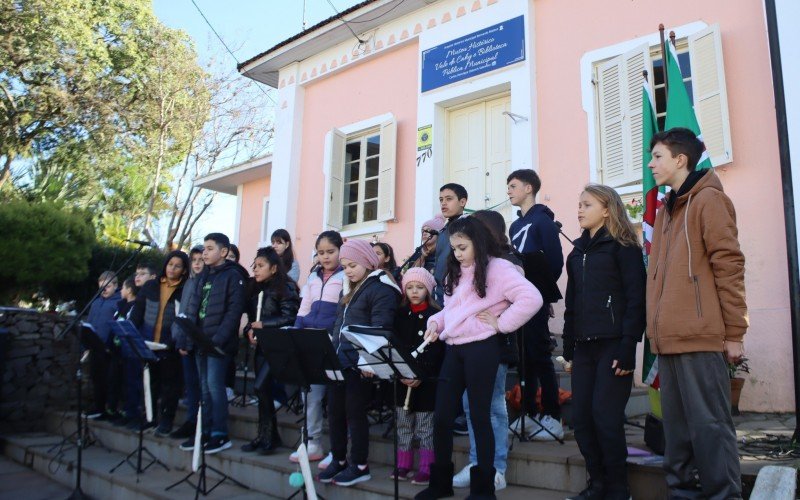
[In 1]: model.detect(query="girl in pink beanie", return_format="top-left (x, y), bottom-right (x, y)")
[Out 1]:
top-left (390, 267), bottom-right (444, 485)
top-left (321, 238), bottom-right (401, 487)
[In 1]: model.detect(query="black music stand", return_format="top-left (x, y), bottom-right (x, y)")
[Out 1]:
top-left (166, 316), bottom-right (248, 498)
top-left (109, 320), bottom-right (169, 476)
top-left (49, 323), bottom-right (108, 456)
top-left (256, 327), bottom-right (342, 500)
top-left (344, 325), bottom-right (423, 500)
top-left (230, 333), bottom-right (254, 407)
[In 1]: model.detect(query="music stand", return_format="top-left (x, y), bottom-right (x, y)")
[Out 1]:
top-left (48, 323), bottom-right (108, 456)
top-left (343, 325), bottom-right (423, 500)
top-left (256, 327), bottom-right (342, 500)
top-left (166, 316), bottom-right (249, 498)
top-left (109, 320), bottom-right (169, 476)
top-left (230, 334), bottom-right (255, 407)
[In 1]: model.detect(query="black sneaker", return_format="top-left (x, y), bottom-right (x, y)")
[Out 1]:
top-left (180, 434), bottom-right (209, 451)
top-left (453, 414), bottom-right (469, 436)
top-left (319, 459), bottom-right (348, 483)
top-left (113, 415), bottom-right (133, 427)
top-left (204, 435), bottom-right (232, 454)
top-left (567, 481), bottom-right (605, 500)
top-left (85, 409), bottom-right (104, 420)
top-left (154, 424), bottom-right (173, 437)
top-left (332, 464), bottom-right (371, 486)
top-left (170, 421), bottom-right (196, 439)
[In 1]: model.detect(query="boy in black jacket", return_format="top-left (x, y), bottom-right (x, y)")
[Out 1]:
top-left (179, 233), bottom-right (246, 454)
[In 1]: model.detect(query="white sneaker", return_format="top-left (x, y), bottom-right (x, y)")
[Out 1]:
top-left (289, 440), bottom-right (324, 462)
top-left (494, 471), bottom-right (507, 491)
top-left (226, 387), bottom-right (235, 402)
top-left (510, 414), bottom-right (541, 438)
top-left (531, 414), bottom-right (564, 441)
top-left (318, 452), bottom-right (333, 470)
top-left (452, 463), bottom-right (474, 488)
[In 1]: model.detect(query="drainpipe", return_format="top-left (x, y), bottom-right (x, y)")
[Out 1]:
top-left (764, 0), bottom-right (800, 441)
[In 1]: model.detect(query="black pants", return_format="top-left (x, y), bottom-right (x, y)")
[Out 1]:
top-left (328, 369), bottom-right (372, 465)
top-left (90, 350), bottom-right (109, 412)
top-left (107, 345), bottom-right (123, 413)
top-left (433, 336), bottom-right (500, 468)
top-left (253, 351), bottom-right (275, 429)
top-left (521, 306), bottom-right (560, 418)
top-left (571, 339), bottom-right (632, 492)
top-left (151, 349), bottom-right (183, 427)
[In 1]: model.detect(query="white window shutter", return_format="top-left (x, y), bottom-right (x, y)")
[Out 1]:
top-left (689, 24), bottom-right (732, 166)
top-left (326, 128), bottom-right (347, 230)
top-left (622, 45), bottom-right (649, 184)
top-left (597, 56), bottom-right (626, 186)
top-left (377, 117), bottom-right (397, 222)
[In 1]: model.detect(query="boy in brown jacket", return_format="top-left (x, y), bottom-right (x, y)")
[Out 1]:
top-left (646, 128), bottom-right (748, 500)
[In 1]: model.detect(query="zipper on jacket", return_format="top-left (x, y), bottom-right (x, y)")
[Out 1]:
top-left (606, 295), bottom-right (615, 325)
top-left (693, 276), bottom-right (703, 317)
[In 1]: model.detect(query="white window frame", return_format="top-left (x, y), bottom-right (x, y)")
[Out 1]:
top-left (322, 112), bottom-right (397, 238)
top-left (258, 197), bottom-right (270, 247)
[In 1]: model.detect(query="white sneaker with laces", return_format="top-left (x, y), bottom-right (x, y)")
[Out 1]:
top-left (531, 414), bottom-right (564, 441)
top-left (318, 451), bottom-right (333, 470)
top-left (289, 440), bottom-right (324, 462)
top-left (494, 471), bottom-right (507, 491)
top-left (452, 463), bottom-right (474, 488)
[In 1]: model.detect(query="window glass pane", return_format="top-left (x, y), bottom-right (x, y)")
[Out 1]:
top-left (346, 162), bottom-right (360, 183)
top-left (345, 182), bottom-right (359, 204)
top-left (365, 179), bottom-right (378, 199)
top-left (657, 115), bottom-right (666, 132)
top-left (683, 80), bottom-right (693, 103)
top-left (366, 157), bottom-right (379, 178)
top-left (652, 58), bottom-right (664, 86)
top-left (655, 87), bottom-right (666, 115)
top-left (366, 134), bottom-right (380, 157)
top-left (345, 141), bottom-right (361, 163)
top-left (363, 200), bottom-right (377, 222)
top-left (678, 52), bottom-right (691, 78)
top-left (344, 204), bottom-right (358, 225)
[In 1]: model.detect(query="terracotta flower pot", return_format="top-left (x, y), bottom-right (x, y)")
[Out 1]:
top-left (730, 377), bottom-right (745, 416)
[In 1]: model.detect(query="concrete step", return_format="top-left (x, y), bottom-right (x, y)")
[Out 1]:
top-left (0, 453), bottom-right (71, 499)
top-left (34, 412), bottom-right (576, 499)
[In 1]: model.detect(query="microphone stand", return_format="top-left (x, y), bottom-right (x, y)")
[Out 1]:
top-left (398, 233), bottom-right (435, 272)
top-left (58, 241), bottom-right (150, 500)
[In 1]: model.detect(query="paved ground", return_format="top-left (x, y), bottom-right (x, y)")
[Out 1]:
top-left (0, 454), bottom-right (70, 500)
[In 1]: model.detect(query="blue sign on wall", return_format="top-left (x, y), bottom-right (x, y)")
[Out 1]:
top-left (421, 16), bottom-right (525, 93)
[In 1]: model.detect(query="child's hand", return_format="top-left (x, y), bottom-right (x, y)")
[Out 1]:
top-left (251, 321), bottom-right (263, 330)
top-left (247, 330), bottom-right (257, 346)
top-left (401, 379), bottom-right (421, 388)
top-left (477, 310), bottom-right (499, 332)
top-left (424, 323), bottom-right (439, 343)
top-left (361, 370), bottom-right (374, 378)
top-left (179, 349), bottom-right (188, 356)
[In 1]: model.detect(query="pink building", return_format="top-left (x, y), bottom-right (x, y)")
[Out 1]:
top-left (234, 0), bottom-right (794, 412)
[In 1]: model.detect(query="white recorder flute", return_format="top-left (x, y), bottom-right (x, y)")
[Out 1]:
top-left (403, 337), bottom-right (433, 411)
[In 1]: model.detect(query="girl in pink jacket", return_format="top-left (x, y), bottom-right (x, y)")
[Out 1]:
top-left (415, 216), bottom-right (542, 500)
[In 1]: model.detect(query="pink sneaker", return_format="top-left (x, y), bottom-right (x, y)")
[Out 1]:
top-left (390, 468), bottom-right (414, 481)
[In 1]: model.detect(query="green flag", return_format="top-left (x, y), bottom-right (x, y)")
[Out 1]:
top-left (664, 42), bottom-right (712, 169)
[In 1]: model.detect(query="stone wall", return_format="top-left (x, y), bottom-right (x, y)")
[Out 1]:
top-left (0, 307), bottom-right (82, 433)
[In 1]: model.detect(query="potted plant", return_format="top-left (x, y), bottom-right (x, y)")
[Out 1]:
top-left (728, 357), bottom-right (750, 416)
top-left (625, 198), bottom-right (644, 223)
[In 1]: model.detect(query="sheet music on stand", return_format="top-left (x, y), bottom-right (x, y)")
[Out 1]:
top-left (111, 320), bottom-right (158, 362)
top-left (342, 326), bottom-right (420, 381)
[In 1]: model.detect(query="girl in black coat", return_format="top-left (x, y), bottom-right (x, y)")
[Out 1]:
top-left (563, 185), bottom-right (646, 500)
top-left (392, 268), bottom-right (444, 485)
top-left (241, 247), bottom-right (300, 454)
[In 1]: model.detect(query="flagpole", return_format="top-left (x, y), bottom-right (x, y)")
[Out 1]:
top-left (659, 24), bottom-right (669, 99)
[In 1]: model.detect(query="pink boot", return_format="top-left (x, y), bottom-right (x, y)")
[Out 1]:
top-left (412, 449), bottom-right (434, 485)
top-left (391, 449), bottom-right (414, 481)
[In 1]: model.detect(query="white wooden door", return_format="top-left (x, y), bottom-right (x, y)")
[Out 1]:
top-left (447, 94), bottom-right (512, 218)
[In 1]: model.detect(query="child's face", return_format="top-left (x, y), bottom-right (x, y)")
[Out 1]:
top-left (450, 233), bottom-right (475, 267)
top-left (164, 256), bottom-right (186, 281)
top-left (405, 282), bottom-right (427, 305)
top-left (121, 284), bottom-right (133, 301)
top-left (134, 268), bottom-right (155, 287)
top-left (272, 238), bottom-right (289, 256)
top-left (506, 179), bottom-right (533, 207)
top-left (341, 258), bottom-right (368, 283)
top-left (253, 257), bottom-right (277, 283)
top-left (372, 246), bottom-right (390, 268)
top-left (191, 253), bottom-right (204, 275)
top-left (421, 226), bottom-right (438, 249)
top-left (439, 189), bottom-right (467, 219)
top-left (648, 142), bottom-right (686, 188)
top-left (316, 238), bottom-right (340, 272)
top-left (578, 191), bottom-right (608, 233)
top-left (98, 279), bottom-right (117, 298)
top-left (203, 241), bottom-right (227, 267)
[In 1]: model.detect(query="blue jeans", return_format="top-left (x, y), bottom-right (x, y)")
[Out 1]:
top-left (182, 352), bottom-right (201, 423)
top-left (195, 352), bottom-right (232, 437)
top-left (464, 363), bottom-right (509, 473)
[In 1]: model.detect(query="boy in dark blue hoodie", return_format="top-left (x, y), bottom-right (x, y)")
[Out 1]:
top-left (507, 169), bottom-right (565, 440)
top-left (178, 233), bottom-right (246, 454)
top-left (86, 271), bottom-right (121, 420)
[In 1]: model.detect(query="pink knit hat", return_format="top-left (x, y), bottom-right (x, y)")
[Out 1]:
top-left (402, 267), bottom-right (437, 297)
top-left (340, 239), bottom-right (382, 270)
top-left (422, 214), bottom-right (446, 233)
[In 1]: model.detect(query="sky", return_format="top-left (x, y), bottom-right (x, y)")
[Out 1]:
top-left (152, 0), bottom-right (364, 243)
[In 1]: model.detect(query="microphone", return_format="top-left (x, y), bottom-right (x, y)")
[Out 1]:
top-left (425, 229), bottom-right (439, 236)
top-left (125, 239), bottom-right (156, 247)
